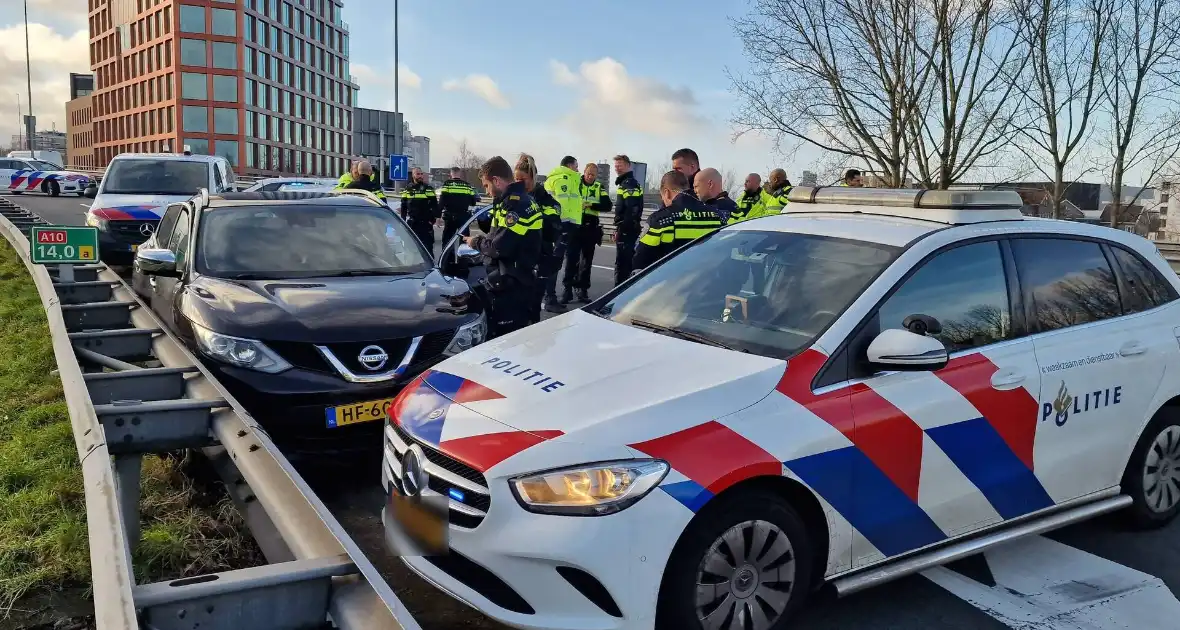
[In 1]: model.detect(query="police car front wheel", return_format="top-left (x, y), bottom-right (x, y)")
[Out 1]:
top-left (657, 490), bottom-right (814, 630)
top-left (1122, 410), bottom-right (1180, 529)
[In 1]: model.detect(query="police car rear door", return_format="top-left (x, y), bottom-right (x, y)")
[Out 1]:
top-left (1011, 236), bottom-right (1168, 505)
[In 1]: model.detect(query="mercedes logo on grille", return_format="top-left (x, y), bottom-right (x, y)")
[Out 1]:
top-left (427, 409), bottom-right (445, 420)
top-left (139, 222), bottom-right (155, 237)
top-left (401, 445), bottom-right (426, 497)
top-left (357, 345), bottom-right (389, 371)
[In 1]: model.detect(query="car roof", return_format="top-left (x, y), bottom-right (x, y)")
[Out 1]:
top-left (729, 212), bottom-right (948, 248)
top-left (110, 153), bottom-right (223, 163)
top-left (204, 191), bottom-right (385, 209)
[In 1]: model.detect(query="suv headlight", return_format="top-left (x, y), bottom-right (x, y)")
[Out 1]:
top-left (510, 460), bottom-right (669, 516)
top-left (444, 313), bottom-right (487, 356)
top-left (85, 213), bottom-right (108, 230)
top-left (192, 323), bottom-right (292, 373)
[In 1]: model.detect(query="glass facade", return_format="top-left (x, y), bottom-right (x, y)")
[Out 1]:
top-left (212, 75), bottom-right (238, 102)
top-left (182, 72), bottom-right (207, 100)
top-left (179, 5), bottom-right (205, 33)
top-left (211, 8), bottom-right (237, 36)
top-left (183, 106), bottom-right (208, 132)
top-left (180, 38), bottom-right (206, 66)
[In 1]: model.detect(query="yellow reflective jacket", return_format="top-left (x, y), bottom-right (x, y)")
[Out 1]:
top-left (544, 165), bottom-right (584, 224)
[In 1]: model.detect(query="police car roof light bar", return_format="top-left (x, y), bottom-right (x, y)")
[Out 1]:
top-left (783, 186), bottom-right (1025, 225)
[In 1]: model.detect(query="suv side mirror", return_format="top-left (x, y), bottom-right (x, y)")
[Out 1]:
top-left (83, 184), bottom-right (97, 199)
top-left (135, 248), bottom-right (180, 278)
top-left (866, 328), bottom-right (948, 372)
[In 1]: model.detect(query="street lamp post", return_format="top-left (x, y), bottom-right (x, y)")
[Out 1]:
top-left (23, 0), bottom-right (34, 152)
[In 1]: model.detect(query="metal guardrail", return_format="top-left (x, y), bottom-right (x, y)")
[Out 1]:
top-left (0, 198), bottom-right (420, 630)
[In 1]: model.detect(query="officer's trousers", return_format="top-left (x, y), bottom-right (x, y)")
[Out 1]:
top-left (489, 279), bottom-right (532, 338)
top-left (409, 220), bottom-right (435, 253)
top-left (441, 214), bottom-right (470, 249)
top-left (614, 231), bottom-right (638, 286)
top-left (545, 223), bottom-right (575, 299)
top-left (572, 218), bottom-right (600, 291)
top-left (560, 223), bottom-right (582, 292)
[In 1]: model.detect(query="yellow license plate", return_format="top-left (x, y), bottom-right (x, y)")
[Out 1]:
top-left (131, 244), bottom-right (138, 252)
top-left (326, 397), bottom-right (394, 428)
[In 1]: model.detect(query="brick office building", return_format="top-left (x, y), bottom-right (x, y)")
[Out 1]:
top-left (87, 0), bottom-right (357, 176)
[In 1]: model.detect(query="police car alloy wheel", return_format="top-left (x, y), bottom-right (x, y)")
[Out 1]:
top-left (658, 490), bottom-right (813, 630)
top-left (1121, 411), bottom-right (1180, 528)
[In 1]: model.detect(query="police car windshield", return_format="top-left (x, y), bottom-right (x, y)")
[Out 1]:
top-left (196, 204), bottom-right (432, 280)
top-left (102, 159), bottom-right (208, 195)
top-left (26, 160), bottom-right (62, 171)
top-left (596, 230), bottom-right (899, 359)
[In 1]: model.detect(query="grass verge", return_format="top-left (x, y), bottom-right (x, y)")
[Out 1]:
top-left (0, 236), bottom-right (262, 623)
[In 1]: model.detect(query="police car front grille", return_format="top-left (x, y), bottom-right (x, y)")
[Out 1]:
top-left (385, 423), bottom-right (490, 529)
top-left (108, 220), bottom-right (159, 244)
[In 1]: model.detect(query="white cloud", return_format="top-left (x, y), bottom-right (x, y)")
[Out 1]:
top-left (0, 21), bottom-right (89, 145)
top-left (549, 60), bottom-right (577, 86)
top-left (553, 57), bottom-right (708, 139)
top-left (353, 62), bottom-right (421, 92)
top-left (442, 74), bottom-right (510, 109)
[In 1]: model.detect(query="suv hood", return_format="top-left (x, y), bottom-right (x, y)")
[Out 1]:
top-left (183, 270), bottom-right (480, 343)
top-left (90, 193), bottom-right (192, 220)
top-left (394, 310), bottom-right (787, 458)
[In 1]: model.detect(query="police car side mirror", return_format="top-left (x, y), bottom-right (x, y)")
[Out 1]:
top-left (83, 184), bottom-right (97, 199)
top-left (866, 328), bottom-right (948, 372)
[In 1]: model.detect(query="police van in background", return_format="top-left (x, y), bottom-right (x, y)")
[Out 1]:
top-left (84, 147), bottom-right (234, 264)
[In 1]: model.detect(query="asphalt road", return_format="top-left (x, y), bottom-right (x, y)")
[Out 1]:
top-left (12, 192), bottom-right (1180, 630)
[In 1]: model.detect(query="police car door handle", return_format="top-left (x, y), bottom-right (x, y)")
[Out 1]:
top-left (990, 369), bottom-right (1025, 390)
top-left (1119, 341), bottom-right (1148, 357)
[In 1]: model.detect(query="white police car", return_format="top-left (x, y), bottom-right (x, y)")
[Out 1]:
top-left (382, 187), bottom-right (1180, 630)
top-left (0, 156), bottom-right (91, 196)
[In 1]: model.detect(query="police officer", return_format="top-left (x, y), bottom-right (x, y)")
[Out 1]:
top-left (671, 148), bottom-right (701, 198)
top-left (611, 154), bottom-right (644, 286)
top-left (762, 168), bottom-right (793, 216)
top-left (335, 160), bottom-right (387, 200)
top-left (510, 153), bottom-right (562, 321)
top-left (401, 167), bottom-right (440, 252)
top-left (694, 167), bottom-right (739, 224)
top-left (543, 156), bottom-right (582, 311)
top-left (465, 157), bottom-right (542, 338)
top-left (439, 167), bottom-right (477, 246)
top-left (734, 173), bottom-right (766, 223)
top-left (633, 170), bottom-right (722, 271)
top-left (564, 163), bottom-right (609, 303)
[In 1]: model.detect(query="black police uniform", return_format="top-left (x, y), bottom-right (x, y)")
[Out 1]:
top-left (633, 192), bottom-right (722, 271)
top-left (531, 183), bottom-right (564, 317)
top-left (469, 181), bottom-right (543, 337)
top-left (340, 173), bottom-right (386, 199)
top-left (703, 191), bottom-right (739, 224)
top-left (400, 181), bottom-right (440, 251)
top-left (612, 170), bottom-right (644, 286)
top-left (439, 177), bottom-right (477, 246)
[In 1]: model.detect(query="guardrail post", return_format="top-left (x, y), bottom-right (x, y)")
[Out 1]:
top-left (59, 263), bottom-right (74, 284)
top-left (113, 454), bottom-right (143, 551)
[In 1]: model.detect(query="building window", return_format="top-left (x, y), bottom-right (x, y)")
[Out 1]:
top-left (213, 75), bottom-right (237, 101)
top-left (217, 140), bottom-right (239, 167)
top-left (186, 138), bottom-right (210, 155)
top-left (212, 42), bottom-right (237, 69)
top-left (183, 105), bottom-right (208, 132)
top-left (246, 141), bottom-right (255, 168)
top-left (179, 4), bottom-right (206, 33)
top-left (245, 112), bottom-right (253, 137)
top-left (214, 108), bottom-right (238, 134)
top-left (181, 72), bottom-right (207, 100)
top-left (180, 39), bottom-right (207, 66)
top-left (211, 8), bottom-right (236, 36)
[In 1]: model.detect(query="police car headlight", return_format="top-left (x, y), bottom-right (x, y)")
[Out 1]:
top-left (192, 323), bottom-right (291, 373)
top-left (85, 214), bottom-right (107, 230)
top-left (444, 313), bottom-right (487, 356)
top-left (510, 460), bottom-right (669, 516)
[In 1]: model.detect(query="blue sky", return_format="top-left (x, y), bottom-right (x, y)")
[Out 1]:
top-left (339, 0), bottom-right (794, 183)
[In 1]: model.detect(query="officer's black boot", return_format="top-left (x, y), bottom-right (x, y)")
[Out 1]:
top-left (559, 287), bottom-right (574, 305)
top-left (575, 288), bottom-right (590, 303)
top-left (543, 296), bottom-right (566, 313)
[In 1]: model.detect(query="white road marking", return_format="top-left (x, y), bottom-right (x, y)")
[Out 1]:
top-left (923, 535), bottom-right (1180, 629)
top-left (592, 265), bottom-right (613, 270)
top-left (79, 203), bottom-right (90, 208)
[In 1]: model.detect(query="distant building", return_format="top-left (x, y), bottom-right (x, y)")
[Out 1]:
top-left (11, 130), bottom-right (68, 155)
top-left (69, 73), bottom-right (94, 100)
top-left (353, 108), bottom-right (403, 184)
top-left (799, 170), bottom-right (818, 186)
top-left (66, 95), bottom-right (95, 168)
top-left (595, 162), bottom-right (609, 189)
top-left (951, 181), bottom-right (1101, 217)
top-left (403, 121), bottom-right (429, 171)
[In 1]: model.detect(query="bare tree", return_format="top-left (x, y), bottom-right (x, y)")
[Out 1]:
top-left (1011, 0), bottom-right (1112, 218)
top-left (906, 0), bottom-right (1031, 188)
top-left (453, 139), bottom-right (485, 186)
top-left (646, 159), bottom-right (671, 193)
top-left (731, 0), bottom-right (933, 187)
top-left (720, 167), bottom-right (742, 196)
top-left (1098, 0), bottom-right (1180, 227)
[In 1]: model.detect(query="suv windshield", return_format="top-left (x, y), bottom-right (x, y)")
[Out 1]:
top-left (196, 204), bottom-right (433, 279)
top-left (594, 229), bottom-right (899, 359)
top-left (102, 159), bottom-right (209, 195)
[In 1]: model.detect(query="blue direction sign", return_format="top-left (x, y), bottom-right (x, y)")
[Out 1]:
top-left (389, 154), bottom-right (410, 182)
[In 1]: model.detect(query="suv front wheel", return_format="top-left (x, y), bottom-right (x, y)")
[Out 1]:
top-left (657, 489), bottom-right (814, 630)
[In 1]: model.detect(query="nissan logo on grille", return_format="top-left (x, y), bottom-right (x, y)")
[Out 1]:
top-left (357, 345), bottom-right (389, 371)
